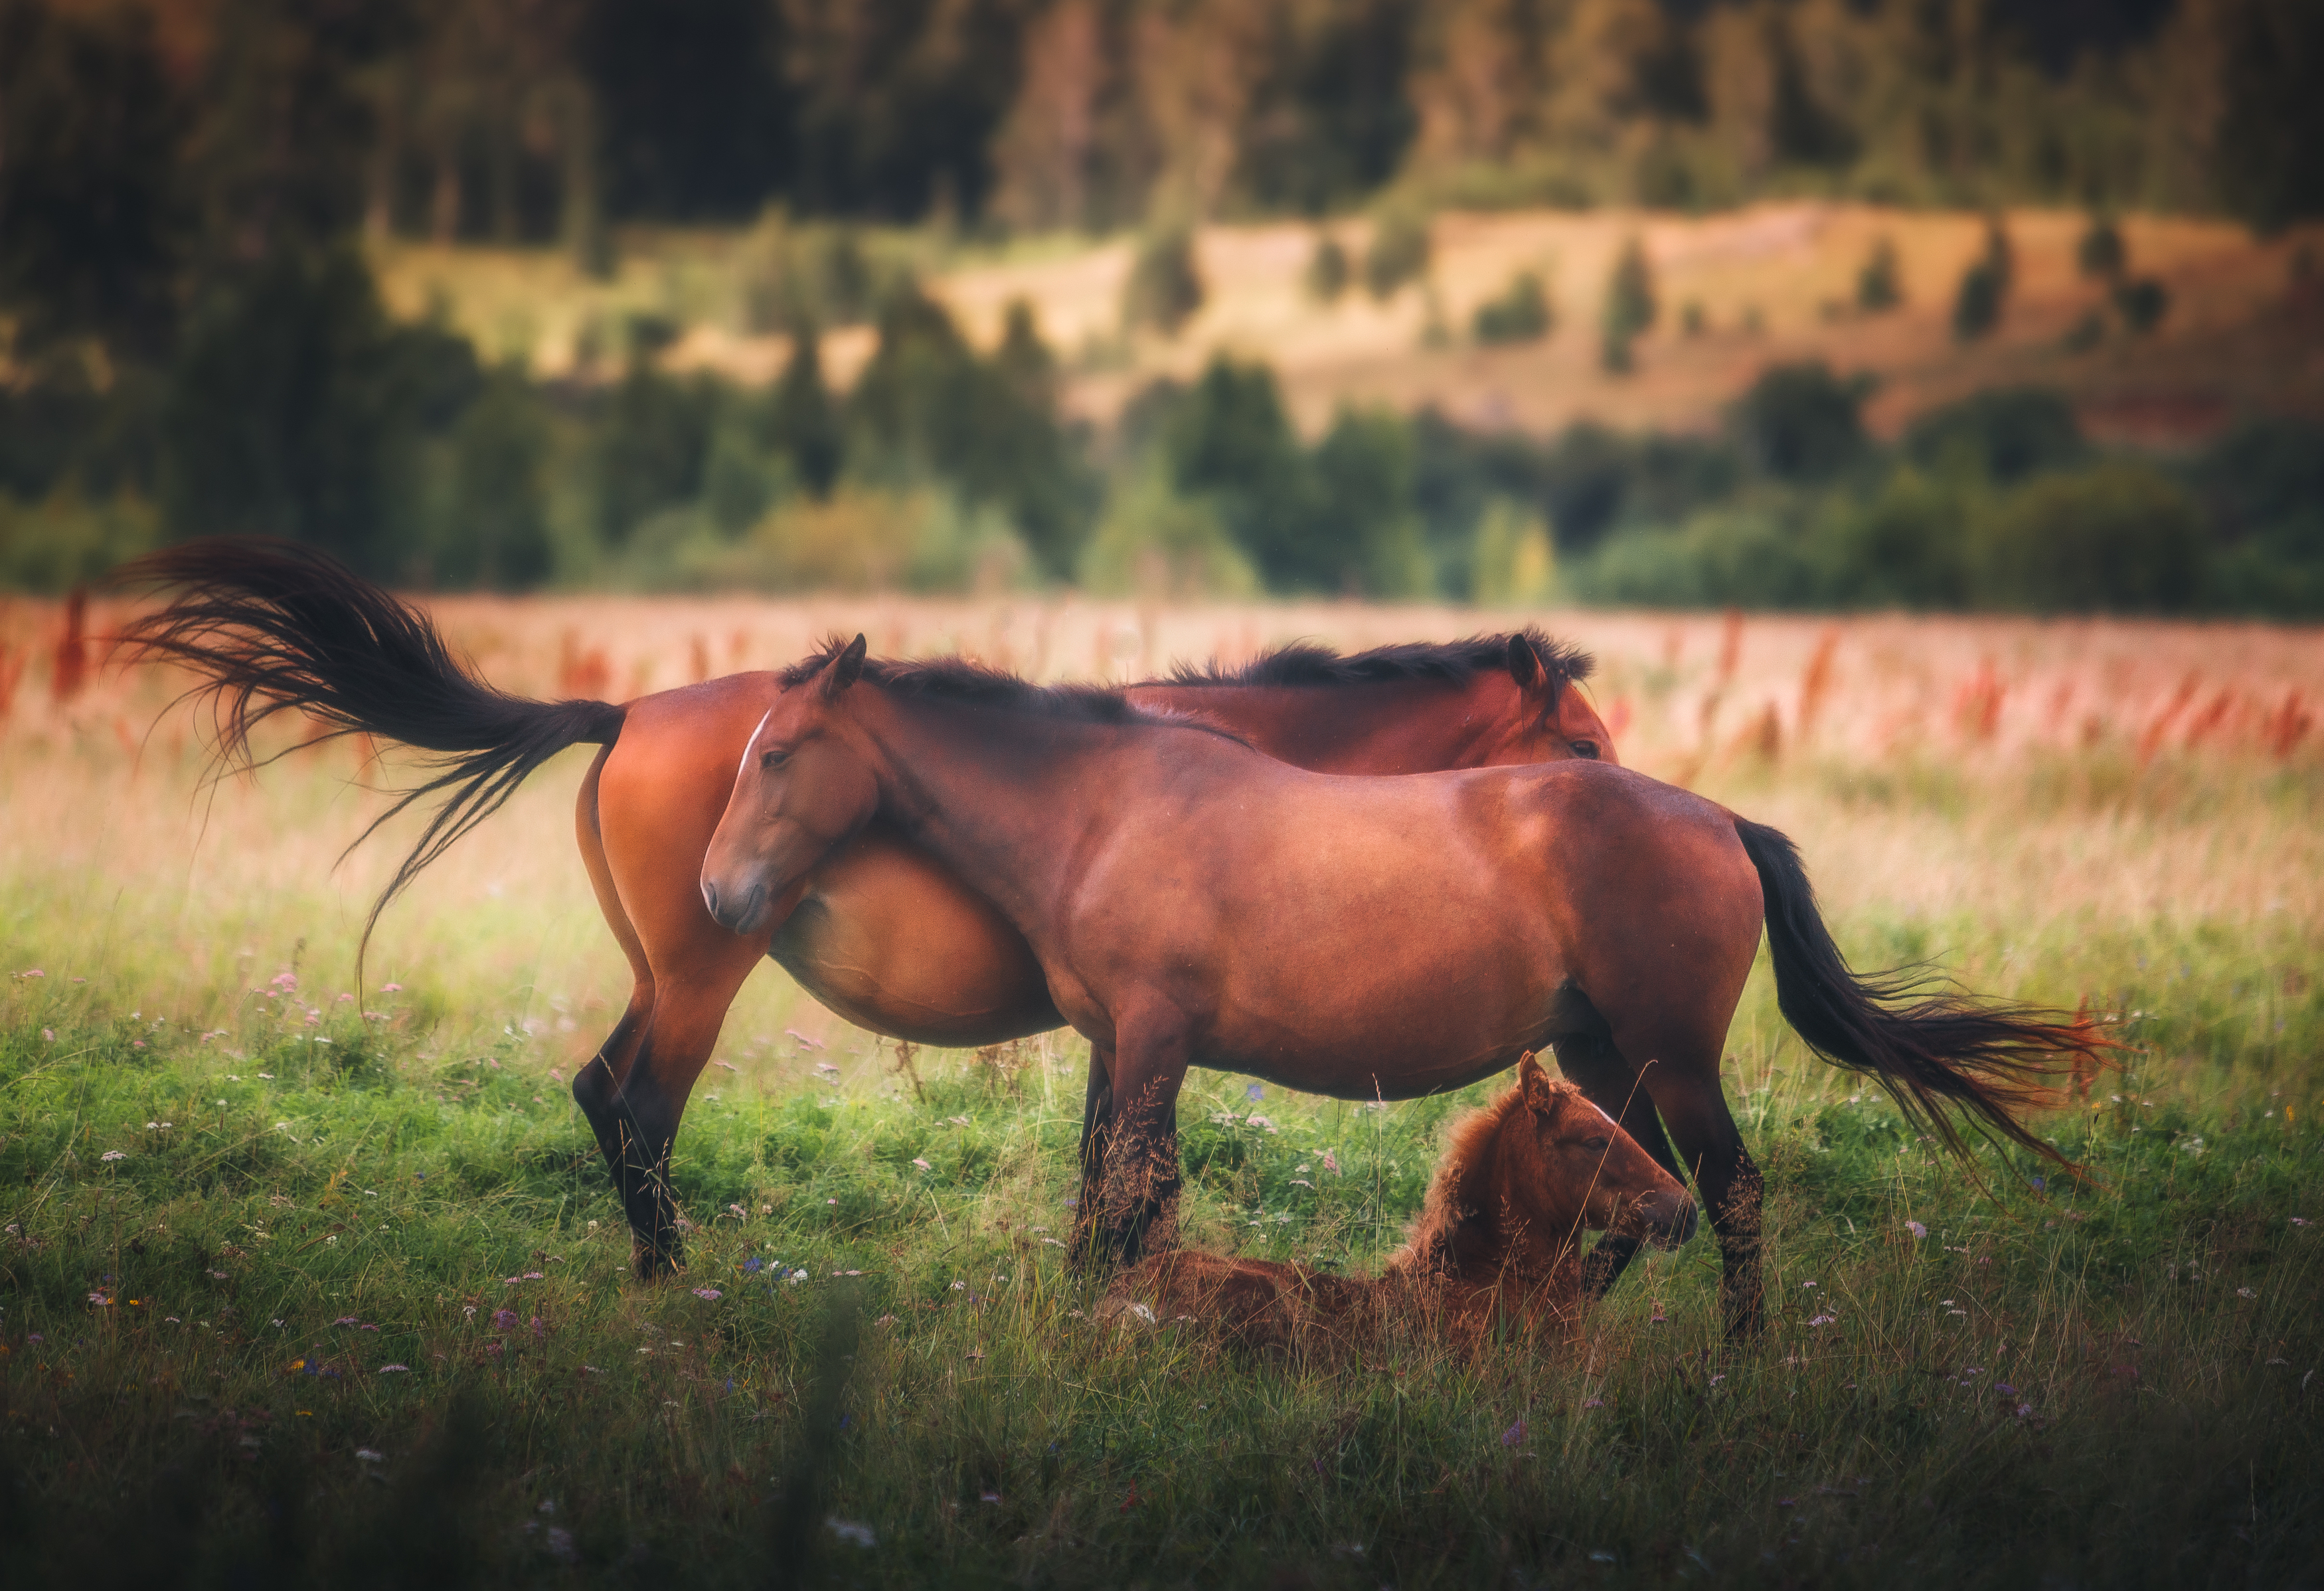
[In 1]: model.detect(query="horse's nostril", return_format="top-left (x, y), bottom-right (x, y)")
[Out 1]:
top-left (701, 880), bottom-right (721, 918)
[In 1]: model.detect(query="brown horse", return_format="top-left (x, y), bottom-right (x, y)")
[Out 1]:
top-left (1101, 1054), bottom-right (1693, 1358)
top-left (110, 540), bottom-right (1614, 1259)
top-left (704, 637), bottom-right (2108, 1337)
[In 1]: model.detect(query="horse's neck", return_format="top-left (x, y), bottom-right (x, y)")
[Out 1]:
top-left (852, 691), bottom-right (1210, 926)
top-left (1132, 676), bottom-right (1518, 774)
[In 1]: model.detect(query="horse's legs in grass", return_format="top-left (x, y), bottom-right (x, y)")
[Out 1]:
top-left (1070, 1045), bottom-right (1116, 1269)
top-left (1092, 1022), bottom-right (1191, 1264)
top-left (1595, 1017), bottom-right (1762, 1339)
top-left (1554, 1032), bottom-right (1688, 1299)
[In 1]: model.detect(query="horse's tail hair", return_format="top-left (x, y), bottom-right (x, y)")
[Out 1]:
top-left (1732, 815), bottom-right (2114, 1169)
top-left (111, 538), bottom-right (626, 956)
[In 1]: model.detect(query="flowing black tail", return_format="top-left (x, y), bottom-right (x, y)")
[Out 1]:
top-left (1732, 815), bottom-right (2110, 1166)
top-left (110, 539), bottom-right (625, 952)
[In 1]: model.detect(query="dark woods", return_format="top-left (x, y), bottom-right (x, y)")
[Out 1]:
top-left (2, 0), bottom-right (2321, 611)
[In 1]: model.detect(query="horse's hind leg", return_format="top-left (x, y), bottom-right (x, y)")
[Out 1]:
top-left (1615, 1031), bottom-right (1760, 1339)
top-left (572, 744), bottom-right (652, 1167)
top-left (1554, 1032), bottom-right (1689, 1299)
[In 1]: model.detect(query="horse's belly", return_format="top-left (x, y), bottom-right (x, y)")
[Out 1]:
top-left (771, 828), bottom-right (1063, 1047)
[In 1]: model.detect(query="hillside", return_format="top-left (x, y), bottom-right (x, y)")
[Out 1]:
top-left (374, 205), bottom-right (2324, 446)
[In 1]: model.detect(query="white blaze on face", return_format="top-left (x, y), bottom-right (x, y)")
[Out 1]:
top-left (737, 709), bottom-right (774, 784)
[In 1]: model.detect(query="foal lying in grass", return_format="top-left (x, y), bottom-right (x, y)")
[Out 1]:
top-left (1102, 1054), bottom-right (1696, 1357)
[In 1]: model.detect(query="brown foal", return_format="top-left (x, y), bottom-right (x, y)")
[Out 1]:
top-left (1102, 1055), bottom-right (1694, 1358)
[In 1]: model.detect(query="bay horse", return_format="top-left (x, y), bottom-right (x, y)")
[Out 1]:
top-left (703, 637), bottom-right (2110, 1337)
top-left (1102, 1054), bottom-right (1693, 1358)
top-left (111, 540), bottom-right (1614, 1264)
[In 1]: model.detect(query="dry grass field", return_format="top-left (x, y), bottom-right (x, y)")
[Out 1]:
top-left (374, 205), bottom-right (2324, 446)
top-left (3, 592), bottom-right (2320, 1586)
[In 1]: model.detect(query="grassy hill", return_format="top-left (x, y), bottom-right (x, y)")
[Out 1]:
top-left (373, 205), bottom-right (2324, 445)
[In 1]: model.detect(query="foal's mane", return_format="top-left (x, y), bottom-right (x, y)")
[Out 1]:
top-left (1397, 1076), bottom-right (1584, 1266)
top-left (1159, 628), bottom-right (1594, 697)
top-left (777, 638), bottom-right (1248, 743)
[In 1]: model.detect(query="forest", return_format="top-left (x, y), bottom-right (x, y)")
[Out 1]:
top-left (2, 0), bottom-right (2320, 610)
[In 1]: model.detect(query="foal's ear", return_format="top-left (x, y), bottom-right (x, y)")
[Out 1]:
top-left (822, 633), bottom-right (869, 698)
top-left (1517, 1050), bottom-right (1558, 1116)
top-left (1506, 633), bottom-right (1542, 693)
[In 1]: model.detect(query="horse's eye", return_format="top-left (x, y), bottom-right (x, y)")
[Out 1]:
top-left (1583, 1136), bottom-right (1610, 1153)
top-left (759, 748), bottom-right (789, 772)
top-left (1570, 740), bottom-right (1600, 760)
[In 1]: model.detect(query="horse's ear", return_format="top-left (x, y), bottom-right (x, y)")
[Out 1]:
top-left (1518, 1050), bottom-right (1558, 1115)
top-left (1507, 633), bottom-right (1542, 693)
top-left (822, 634), bottom-right (869, 699)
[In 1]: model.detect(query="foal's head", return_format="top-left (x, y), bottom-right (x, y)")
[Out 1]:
top-left (1426, 1054), bottom-right (1695, 1265)
top-left (702, 634), bottom-right (880, 937)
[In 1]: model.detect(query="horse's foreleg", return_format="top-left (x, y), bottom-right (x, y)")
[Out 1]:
top-left (1553, 1032), bottom-right (1690, 1300)
top-left (1094, 1023), bottom-right (1190, 1265)
top-left (1070, 1044), bottom-right (1116, 1270)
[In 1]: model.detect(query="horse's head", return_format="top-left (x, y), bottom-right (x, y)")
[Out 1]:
top-left (1491, 633), bottom-right (1621, 768)
top-left (1501, 1052), bottom-right (1692, 1249)
top-left (701, 634), bottom-right (879, 937)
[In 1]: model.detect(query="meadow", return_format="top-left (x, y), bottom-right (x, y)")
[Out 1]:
top-left (1, 592), bottom-right (2320, 1588)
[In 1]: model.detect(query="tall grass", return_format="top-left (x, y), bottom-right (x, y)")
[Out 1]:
top-left (2, 597), bottom-right (2320, 1585)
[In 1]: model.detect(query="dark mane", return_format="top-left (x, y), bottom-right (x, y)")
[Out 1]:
top-left (778, 638), bottom-right (1247, 742)
top-left (1157, 627), bottom-right (1594, 695)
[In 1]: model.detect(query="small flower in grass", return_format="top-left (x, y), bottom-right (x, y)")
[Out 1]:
top-left (381, 983), bottom-right (402, 993)
top-left (2238, 1287), bottom-right (2257, 1299)
top-left (2291, 1216), bottom-right (2310, 1227)
top-left (41, 1029), bottom-right (53, 1043)
top-left (692, 1288), bottom-right (722, 1301)
top-left (1808, 1314), bottom-right (1836, 1327)
top-left (377, 1365), bottom-right (409, 1374)
top-left (1904, 1220), bottom-right (1927, 1240)
top-left (912, 1157), bottom-right (932, 1171)
top-left (1580, 1397), bottom-right (1604, 1410)
top-left (1500, 1420), bottom-right (1526, 1446)
top-left (89, 1292), bottom-right (112, 1306)
top-left (826, 1519), bottom-right (875, 1549)
top-left (1321, 1149), bottom-right (1341, 1176)
top-left (744, 1257), bottom-right (763, 1274)
top-left (493, 1309), bottom-right (518, 1330)
top-left (356, 1448), bottom-right (385, 1462)
top-left (19, 969), bottom-right (44, 979)
top-left (1994, 1382), bottom-right (2016, 1396)
top-left (2015, 1403), bottom-right (2034, 1418)
top-left (100, 1150), bottom-right (126, 1163)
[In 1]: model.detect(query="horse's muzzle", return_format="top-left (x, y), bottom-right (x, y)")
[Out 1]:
top-left (1634, 1190), bottom-right (1698, 1248)
top-left (700, 877), bottom-right (765, 936)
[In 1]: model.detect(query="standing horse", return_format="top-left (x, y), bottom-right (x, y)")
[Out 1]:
top-left (1103, 1054), bottom-right (1693, 1358)
top-left (112, 541), bottom-right (1614, 1271)
top-left (703, 637), bottom-right (2108, 1337)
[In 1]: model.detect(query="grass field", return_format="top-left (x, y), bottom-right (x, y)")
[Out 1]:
top-left (3, 594), bottom-right (2321, 1587)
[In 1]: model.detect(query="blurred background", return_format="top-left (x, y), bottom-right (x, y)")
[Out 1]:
top-left (1, 0), bottom-right (2319, 613)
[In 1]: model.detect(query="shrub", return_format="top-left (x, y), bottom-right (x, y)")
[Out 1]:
top-left (1363, 205), bottom-right (1431, 299)
top-left (2077, 214), bottom-right (2126, 280)
top-left (2114, 276), bottom-right (2170, 334)
top-left (1076, 471), bottom-right (1258, 600)
top-left (1158, 355), bottom-right (1319, 589)
top-left (1904, 388), bottom-right (2088, 485)
top-left (1567, 507), bottom-right (1823, 608)
top-left (1472, 270), bottom-right (1552, 345)
top-left (1469, 497), bottom-right (1556, 604)
top-left (431, 367), bottom-right (554, 590)
top-left (1304, 234), bottom-right (1349, 303)
top-left (0, 485), bottom-right (159, 592)
top-left (1600, 236), bottom-right (1656, 373)
top-left (1977, 463), bottom-right (2208, 613)
top-left (1311, 406), bottom-right (1432, 597)
top-left (1951, 217), bottom-right (2013, 342)
top-left (1729, 361), bottom-right (1875, 482)
top-left (1856, 235), bottom-right (1902, 312)
top-left (1813, 467), bottom-right (1975, 608)
top-left (1121, 224), bottom-right (1205, 337)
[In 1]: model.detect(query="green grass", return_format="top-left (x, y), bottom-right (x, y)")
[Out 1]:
top-left (3, 941), bottom-right (2320, 1588)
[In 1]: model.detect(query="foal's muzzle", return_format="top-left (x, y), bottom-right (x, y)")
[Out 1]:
top-left (1632, 1189), bottom-right (1698, 1249)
